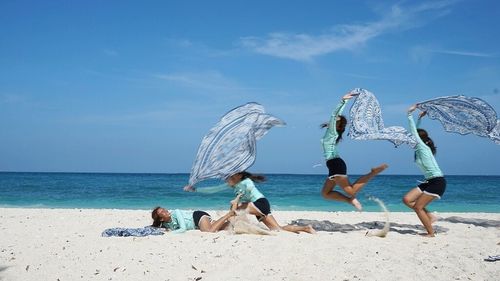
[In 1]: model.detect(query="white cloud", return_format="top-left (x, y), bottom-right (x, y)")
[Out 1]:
top-left (431, 49), bottom-right (494, 58)
top-left (411, 46), bottom-right (495, 63)
top-left (240, 1), bottom-right (457, 62)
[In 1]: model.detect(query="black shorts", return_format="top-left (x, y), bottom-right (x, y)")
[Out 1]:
top-left (418, 177), bottom-right (446, 199)
top-left (192, 210), bottom-right (210, 228)
top-left (253, 197), bottom-right (271, 220)
top-left (326, 157), bottom-right (347, 178)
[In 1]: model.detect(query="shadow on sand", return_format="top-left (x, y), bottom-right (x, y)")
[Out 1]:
top-left (0, 266), bottom-right (9, 272)
top-left (292, 216), bottom-right (500, 235)
top-left (291, 219), bottom-right (449, 235)
top-left (439, 216), bottom-right (500, 228)
top-left (0, 265), bottom-right (10, 281)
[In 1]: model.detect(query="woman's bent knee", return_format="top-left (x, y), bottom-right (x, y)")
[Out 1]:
top-left (402, 197), bottom-right (411, 207)
top-left (321, 188), bottom-right (336, 198)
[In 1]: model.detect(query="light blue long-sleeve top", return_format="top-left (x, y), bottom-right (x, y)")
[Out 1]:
top-left (233, 178), bottom-right (265, 203)
top-left (161, 209), bottom-right (196, 234)
top-left (408, 114), bottom-right (443, 179)
top-left (195, 178), bottom-right (265, 203)
top-left (321, 99), bottom-right (348, 160)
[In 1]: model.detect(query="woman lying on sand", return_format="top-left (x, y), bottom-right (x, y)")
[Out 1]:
top-left (151, 197), bottom-right (239, 233)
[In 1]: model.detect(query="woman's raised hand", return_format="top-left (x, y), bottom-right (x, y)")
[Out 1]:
top-left (342, 92), bottom-right (359, 100)
top-left (408, 104), bottom-right (417, 113)
top-left (183, 185), bottom-right (196, 192)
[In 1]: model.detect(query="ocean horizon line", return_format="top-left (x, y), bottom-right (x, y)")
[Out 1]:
top-left (1, 171), bottom-right (500, 177)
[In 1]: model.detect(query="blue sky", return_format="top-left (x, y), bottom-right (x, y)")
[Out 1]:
top-left (1, 0), bottom-right (499, 175)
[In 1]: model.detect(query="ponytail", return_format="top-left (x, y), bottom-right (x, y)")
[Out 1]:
top-left (417, 129), bottom-right (437, 155)
top-left (239, 171), bottom-right (266, 183)
top-left (336, 115), bottom-right (347, 144)
top-left (320, 115), bottom-right (347, 144)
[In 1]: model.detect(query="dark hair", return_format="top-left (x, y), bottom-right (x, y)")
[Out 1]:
top-left (320, 115), bottom-right (347, 144)
top-left (151, 206), bottom-right (162, 227)
top-left (238, 171), bottom-right (266, 183)
top-left (417, 128), bottom-right (437, 155)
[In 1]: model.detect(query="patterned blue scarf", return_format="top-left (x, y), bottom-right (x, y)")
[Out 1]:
top-left (348, 88), bottom-right (417, 147)
top-left (188, 102), bottom-right (285, 186)
top-left (417, 95), bottom-right (499, 145)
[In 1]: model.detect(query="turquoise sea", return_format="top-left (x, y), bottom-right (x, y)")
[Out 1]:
top-left (0, 172), bottom-right (499, 212)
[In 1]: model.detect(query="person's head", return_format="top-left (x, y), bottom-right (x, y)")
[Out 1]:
top-left (417, 128), bottom-right (437, 155)
top-left (226, 171), bottom-right (266, 186)
top-left (320, 115), bottom-right (347, 144)
top-left (151, 207), bottom-right (171, 227)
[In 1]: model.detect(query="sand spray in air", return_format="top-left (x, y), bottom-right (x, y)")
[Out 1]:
top-left (222, 210), bottom-right (274, 235)
top-left (365, 196), bottom-right (390, 238)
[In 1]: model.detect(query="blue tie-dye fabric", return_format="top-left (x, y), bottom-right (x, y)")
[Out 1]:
top-left (348, 88), bottom-right (417, 147)
top-left (188, 102), bottom-right (285, 186)
top-left (101, 226), bottom-right (164, 237)
top-left (417, 95), bottom-right (500, 145)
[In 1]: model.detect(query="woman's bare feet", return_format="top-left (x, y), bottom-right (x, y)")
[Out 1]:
top-left (230, 194), bottom-right (242, 212)
top-left (371, 164), bottom-right (389, 175)
top-left (350, 198), bottom-right (363, 211)
top-left (304, 225), bottom-right (316, 234)
top-left (419, 232), bottom-right (435, 238)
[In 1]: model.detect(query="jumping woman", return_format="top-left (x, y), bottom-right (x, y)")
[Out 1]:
top-left (320, 92), bottom-right (388, 210)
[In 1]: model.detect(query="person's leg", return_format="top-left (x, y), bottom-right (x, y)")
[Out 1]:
top-left (244, 201), bottom-right (282, 231)
top-left (198, 195), bottom-right (241, 233)
top-left (197, 216), bottom-right (215, 232)
top-left (413, 194), bottom-right (436, 237)
top-left (403, 187), bottom-right (436, 223)
top-left (197, 216), bottom-right (211, 232)
top-left (259, 214), bottom-right (315, 234)
top-left (198, 212), bottom-right (236, 232)
top-left (427, 212), bottom-right (438, 224)
top-left (209, 211), bottom-right (236, 232)
top-left (248, 199), bottom-right (314, 234)
top-left (282, 224), bottom-right (316, 234)
top-left (402, 187), bottom-right (422, 208)
top-left (236, 202), bottom-right (249, 210)
top-left (321, 177), bottom-right (362, 210)
top-left (321, 178), bottom-right (352, 202)
top-left (246, 201), bottom-right (267, 219)
top-left (258, 214), bottom-right (281, 231)
top-left (336, 164), bottom-right (388, 197)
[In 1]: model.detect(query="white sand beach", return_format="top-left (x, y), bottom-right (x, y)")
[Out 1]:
top-left (0, 208), bottom-right (498, 281)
